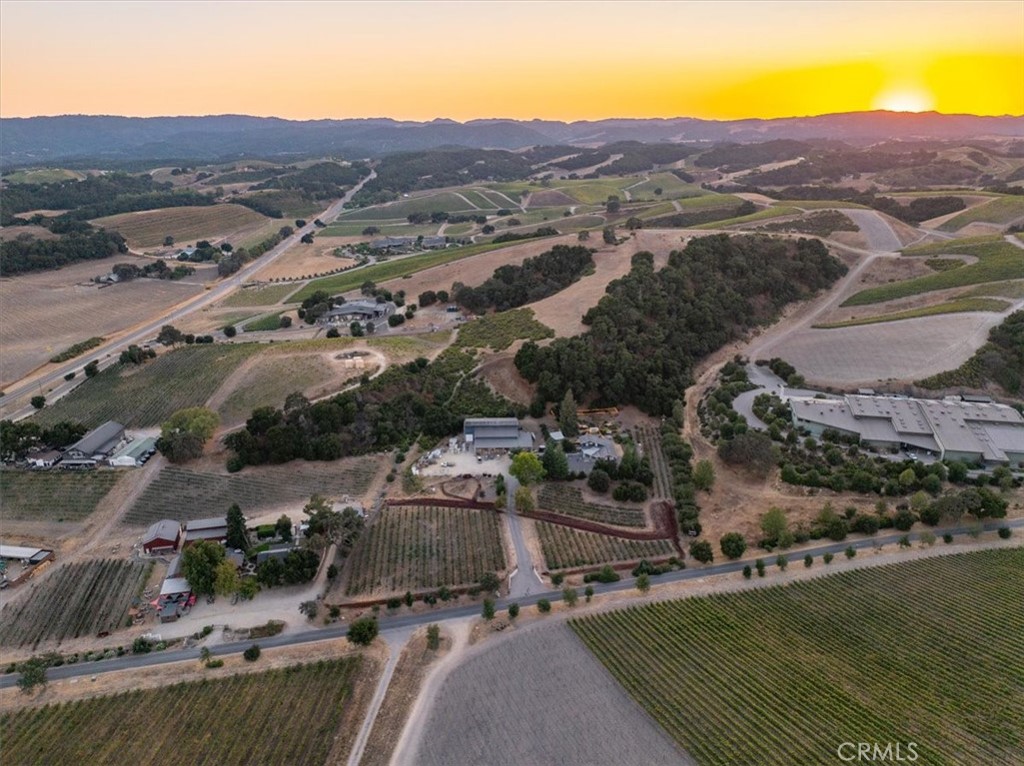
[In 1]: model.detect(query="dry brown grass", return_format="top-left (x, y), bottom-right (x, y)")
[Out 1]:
top-left (0, 257), bottom-right (211, 386)
top-left (92, 204), bottom-right (270, 250)
top-left (0, 225), bottom-right (59, 242)
top-left (255, 236), bottom-right (357, 281)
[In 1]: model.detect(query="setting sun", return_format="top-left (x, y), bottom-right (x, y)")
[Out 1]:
top-left (872, 87), bottom-right (936, 113)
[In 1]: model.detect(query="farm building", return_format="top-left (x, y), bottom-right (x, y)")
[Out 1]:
top-left (62, 421), bottom-right (125, 467)
top-left (420, 235), bottom-right (448, 249)
top-left (463, 418), bottom-right (535, 452)
top-left (318, 299), bottom-right (395, 326)
top-left (369, 236), bottom-right (417, 252)
top-left (790, 394), bottom-right (1024, 467)
top-left (142, 520), bottom-right (181, 554)
top-left (26, 450), bottom-right (62, 469)
top-left (0, 544), bottom-right (55, 586)
top-left (109, 437), bottom-right (157, 468)
top-left (181, 517), bottom-right (228, 547)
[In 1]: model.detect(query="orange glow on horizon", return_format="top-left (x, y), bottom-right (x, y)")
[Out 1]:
top-left (0, 1), bottom-right (1021, 121)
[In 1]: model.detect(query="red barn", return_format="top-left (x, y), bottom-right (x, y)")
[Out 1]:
top-left (142, 520), bottom-right (181, 554)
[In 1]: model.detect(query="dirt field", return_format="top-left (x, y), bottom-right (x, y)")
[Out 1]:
top-left (208, 348), bottom-right (380, 426)
top-left (410, 621), bottom-right (692, 766)
top-left (772, 310), bottom-right (1015, 385)
top-left (92, 204), bottom-right (272, 250)
top-left (0, 257), bottom-right (210, 386)
top-left (254, 236), bottom-right (357, 281)
top-left (0, 224), bottom-right (59, 242)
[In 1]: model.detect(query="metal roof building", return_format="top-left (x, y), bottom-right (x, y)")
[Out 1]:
top-left (64, 421), bottom-right (125, 461)
top-left (463, 418), bottom-right (535, 451)
top-left (181, 517), bottom-right (228, 547)
top-left (790, 394), bottom-right (1024, 467)
top-left (110, 437), bottom-right (157, 467)
top-left (142, 520), bottom-right (181, 554)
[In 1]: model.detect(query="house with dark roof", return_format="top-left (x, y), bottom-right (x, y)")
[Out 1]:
top-left (317, 299), bottom-right (395, 326)
top-left (142, 520), bottom-right (181, 554)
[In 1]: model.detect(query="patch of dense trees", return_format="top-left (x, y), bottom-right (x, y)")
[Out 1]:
top-left (253, 161), bottom-right (369, 200)
top-left (490, 226), bottom-right (558, 244)
top-left (110, 260), bottom-right (194, 281)
top-left (1, 228), bottom-right (127, 275)
top-left (1, 172), bottom-right (191, 222)
top-left (595, 142), bottom-right (696, 176)
top-left (917, 310), bottom-right (1024, 395)
top-left (740, 148), bottom-right (939, 186)
top-left (555, 151), bottom-right (611, 171)
top-left (225, 349), bottom-right (516, 468)
top-left (514, 234), bottom-right (846, 416)
top-left (452, 244), bottom-right (594, 314)
top-left (351, 149), bottom-right (533, 206)
top-left (0, 420), bottom-right (87, 462)
top-left (522, 145), bottom-right (577, 164)
top-left (647, 200), bottom-right (756, 228)
top-left (694, 140), bottom-right (811, 171)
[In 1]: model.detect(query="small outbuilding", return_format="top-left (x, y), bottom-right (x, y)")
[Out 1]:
top-left (142, 520), bottom-right (181, 555)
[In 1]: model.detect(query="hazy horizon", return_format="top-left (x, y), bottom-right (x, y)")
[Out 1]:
top-left (1, 0), bottom-right (1021, 121)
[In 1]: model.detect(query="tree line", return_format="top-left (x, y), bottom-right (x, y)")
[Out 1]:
top-left (515, 234), bottom-right (847, 417)
top-left (225, 349), bottom-right (516, 469)
top-left (1, 228), bottom-right (127, 275)
top-left (452, 244), bottom-right (594, 313)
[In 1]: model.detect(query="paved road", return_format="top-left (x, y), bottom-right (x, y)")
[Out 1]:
top-left (5, 518), bottom-right (1019, 690)
top-left (504, 472), bottom-right (544, 598)
top-left (2, 171), bottom-right (376, 418)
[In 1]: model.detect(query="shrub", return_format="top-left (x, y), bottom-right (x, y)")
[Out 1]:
top-left (550, 572), bottom-right (565, 586)
top-left (223, 325), bottom-right (237, 338)
top-left (482, 598), bottom-right (495, 620)
top-left (942, 533), bottom-right (954, 544)
top-left (776, 554), bottom-right (788, 571)
top-left (386, 596), bottom-right (402, 610)
top-left (742, 564), bottom-right (752, 579)
top-left (205, 659), bottom-right (225, 669)
top-left (719, 532), bottom-right (747, 560)
top-left (689, 540), bottom-right (714, 564)
top-left (347, 617), bottom-right (379, 646)
top-left (893, 509), bottom-right (916, 532)
top-left (243, 644), bottom-right (261, 662)
top-left (823, 552), bottom-right (834, 564)
top-left (997, 526), bottom-right (1012, 539)
top-left (426, 624), bottom-right (440, 649)
top-left (845, 546), bottom-right (857, 559)
top-left (755, 559), bottom-right (765, 577)
top-left (635, 573), bottom-right (651, 593)
top-left (537, 598), bottom-right (551, 613)
top-left (508, 602), bottom-right (520, 619)
top-left (584, 585), bottom-right (594, 602)
top-left (587, 469), bottom-right (611, 494)
top-left (562, 586), bottom-right (578, 607)
top-left (804, 554), bottom-right (813, 568)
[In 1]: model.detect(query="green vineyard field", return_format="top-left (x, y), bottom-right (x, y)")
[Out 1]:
top-left (571, 549), bottom-right (1024, 766)
top-left (32, 344), bottom-right (261, 429)
top-left (0, 658), bottom-right (367, 765)
top-left (536, 521), bottom-right (675, 570)
top-left (0, 469), bottom-right (122, 522)
top-left (0, 559), bottom-right (149, 648)
top-left (122, 460), bottom-right (382, 526)
top-left (538, 484), bottom-right (646, 528)
top-left (344, 505), bottom-right (506, 596)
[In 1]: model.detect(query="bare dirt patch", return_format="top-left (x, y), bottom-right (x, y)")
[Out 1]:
top-left (0, 257), bottom-right (210, 386)
top-left (358, 628), bottom-right (451, 766)
top-left (410, 621), bottom-right (693, 766)
top-left (772, 310), bottom-right (1013, 386)
top-left (476, 350), bottom-right (535, 405)
top-left (0, 224), bottom-right (59, 242)
top-left (255, 236), bottom-right (357, 281)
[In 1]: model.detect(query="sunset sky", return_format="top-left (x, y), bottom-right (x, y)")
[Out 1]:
top-left (1, 0), bottom-right (1021, 121)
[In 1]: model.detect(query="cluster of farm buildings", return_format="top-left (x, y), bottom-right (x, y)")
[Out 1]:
top-left (25, 421), bottom-right (156, 470)
top-left (141, 515), bottom-right (301, 622)
top-left (790, 393), bottom-right (1024, 468)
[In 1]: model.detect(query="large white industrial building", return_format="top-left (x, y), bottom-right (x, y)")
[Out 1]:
top-left (790, 394), bottom-right (1024, 467)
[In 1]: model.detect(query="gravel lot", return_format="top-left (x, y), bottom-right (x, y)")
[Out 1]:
top-left (412, 622), bottom-right (693, 766)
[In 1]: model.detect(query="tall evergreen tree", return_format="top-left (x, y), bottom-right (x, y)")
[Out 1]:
top-left (226, 504), bottom-right (248, 550)
top-left (559, 389), bottom-right (579, 437)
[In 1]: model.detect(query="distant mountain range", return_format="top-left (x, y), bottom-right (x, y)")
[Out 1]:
top-left (1, 111), bottom-right (1021, 166)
